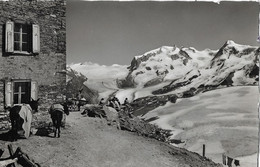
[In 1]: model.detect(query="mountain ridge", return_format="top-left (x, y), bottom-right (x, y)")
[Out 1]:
top-left (68, 40), bottom-right (259, 104)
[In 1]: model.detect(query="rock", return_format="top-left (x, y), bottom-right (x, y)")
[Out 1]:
top-left (83, 104), bottom-right (105, 118)
top-left (103, 106), bottom-right (120, 129)
top-left (118, 107), bottom-right (172, 142)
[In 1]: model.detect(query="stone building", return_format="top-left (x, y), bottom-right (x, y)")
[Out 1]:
top-left (0, 0), bottom-right (66, 112)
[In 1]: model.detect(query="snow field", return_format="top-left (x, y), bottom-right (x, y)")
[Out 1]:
top-left (142, 86), bottom-right (258, 167)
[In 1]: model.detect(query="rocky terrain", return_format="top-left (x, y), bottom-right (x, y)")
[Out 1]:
top-left (66, 68), bottom-right (99, 104)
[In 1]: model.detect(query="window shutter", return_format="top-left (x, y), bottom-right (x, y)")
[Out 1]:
top-left (32, 24), bottom-right (40, 53)
top-left (31, 81), bottom-right (38, 101)
top-left (5, 21), bottom-right (14, 53)
top-left (5, 81), bottom-right (13, 107)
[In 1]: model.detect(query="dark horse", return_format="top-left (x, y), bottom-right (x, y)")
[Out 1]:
top-left (49, 102), bottom-right (69, 138)
top-left (8, 99), bottom-right (39, 141)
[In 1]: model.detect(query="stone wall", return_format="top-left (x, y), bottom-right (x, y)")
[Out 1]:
top-left (0, 0), bottom-right (66, 111)
top-left (0, 83), bottom-right (4, 111)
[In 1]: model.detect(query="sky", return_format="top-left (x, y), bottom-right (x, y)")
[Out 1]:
top-left (67, 1), bottom-right (259, 65)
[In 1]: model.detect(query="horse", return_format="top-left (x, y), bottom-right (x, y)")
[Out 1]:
top-left (8, 98), bottom-right (40, 141)
top-left (49, 102), bottom-right (69, 138)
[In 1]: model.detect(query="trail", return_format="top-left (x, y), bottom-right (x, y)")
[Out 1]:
top-left (0, 112), bottom-right (221, 167)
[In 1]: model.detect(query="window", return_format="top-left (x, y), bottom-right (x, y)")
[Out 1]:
top-left (13, 80), bottom-right (31, 104)
top-left (5, 80), bottom-right (38, 107)
top-left (14, 23), bottom-right (30, 52)
top-left (5, 21), bottom-right (40, 54)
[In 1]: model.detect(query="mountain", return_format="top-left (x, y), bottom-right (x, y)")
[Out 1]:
top-left (122, 40), bottom-right (259, 93)
top-left (67, 63), bottom-right (128, 103)
top-left (66, 67), bottom-right (99, 103)
top-left (69, 62), bottom-right (128, 80)
top-left (67, 41), bottom-right (259, 167)
top-left (69, 40), bottom-right (259, 105)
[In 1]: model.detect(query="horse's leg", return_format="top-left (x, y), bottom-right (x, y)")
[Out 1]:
top-left (57, 113), bottom-right (62, 138)
top-left (55, 120), bottom-right (58, 138)
top-left (57, 125), bottom-right (60, 138)
top-left (62, 114), bottom-right (66, 127)
top-left (54, 122), bottom-right (57, 138)
top-left (51, 117), bottom-right (57, 138)
top-left (10, 114), bottom-right (20, 141)
top-left (10, 119), bottom-right (16, 141)
top-left (9, 110), bottom-right (14, 141)
top-left (9, 106), bottom-right (22, 141)
top-left (15, 117), bottom-right (21, 141)
top-left (13, 117), bottom-right (21, 141)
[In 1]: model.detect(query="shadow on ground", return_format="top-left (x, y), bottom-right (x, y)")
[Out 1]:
top-left (34, 127), bottom-right (55, 138)
top-left (0, 131), bottom-right (12, 141)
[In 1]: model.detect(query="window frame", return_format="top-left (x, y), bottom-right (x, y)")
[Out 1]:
top-left (4, 80), bottom-right (38, 107)
top-left (12, 79), bottom-right (31, 105)
top-left (5, 20), bottom-right (40, 55)
top-left (14, 23), bottom-right (29, 52)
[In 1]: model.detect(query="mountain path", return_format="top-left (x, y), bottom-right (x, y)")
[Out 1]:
top-left (0, 112), bottom-right (195, 167)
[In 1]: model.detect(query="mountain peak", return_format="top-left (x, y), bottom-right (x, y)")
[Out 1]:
top-left (226, 40), bottom-right (235, 45)
top-left (125, 40), bottom-right (259, 88)
top-left (223, 40), bottom-right (257, 49)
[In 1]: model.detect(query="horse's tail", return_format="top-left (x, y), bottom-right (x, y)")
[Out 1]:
top-left (57, 110), bottom-right (63, 122)
top-left (51, 110), bottom-right (63, 126)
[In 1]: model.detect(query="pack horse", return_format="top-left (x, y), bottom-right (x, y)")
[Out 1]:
top-left (49, 103), bottom-right (69, 138)
top-left (8, 98), bottom-right (40, 141)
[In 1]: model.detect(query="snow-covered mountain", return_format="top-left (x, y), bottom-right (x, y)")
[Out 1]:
top-left (69, 62), bottom-right (128, 80)
top-left (68, 62), bottom-right (129, 101)
top-left (69, 40), bottom-right (259, 103)
top-left (123, 40), bottom-right (259, 93)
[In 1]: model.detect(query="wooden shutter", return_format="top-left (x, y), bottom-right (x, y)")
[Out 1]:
top-left (31, 81), bottom-right (38, 101)
top-left (5, 21), bottom-right (14, 53)
top-left (32, 24), bottom-right (40, 53)
top-left (5, 81), bottom-right (13, 107)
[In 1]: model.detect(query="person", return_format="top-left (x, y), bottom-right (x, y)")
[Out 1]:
top-left (107, 99), bottom-right (113, 108)
top-left (114, 98), bottom-right (121, 111)
top-left (78, 95), bottom-right (87, 111)
top-left (99, 98), bottom-right (105, 106)
top-left (115, 97), bottom-right (121, 105)
top-left (123, 98), bottom-right (133, 117)
top-left (124, 98), bottom-right (129, 105)
top-left (108, 98), bottom-right (116, 109)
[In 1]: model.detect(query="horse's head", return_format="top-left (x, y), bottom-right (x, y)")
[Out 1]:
top-left (29, 98), bottom-right (40, 113)
top-left (62, 102), bottom-right (70, 115)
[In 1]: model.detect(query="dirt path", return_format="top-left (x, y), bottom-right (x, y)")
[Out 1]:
top-left (0, 112), bottom-right (220, 167)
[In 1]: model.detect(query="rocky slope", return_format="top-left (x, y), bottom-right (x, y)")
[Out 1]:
top-left (66, 68), bottom-right (99, 103)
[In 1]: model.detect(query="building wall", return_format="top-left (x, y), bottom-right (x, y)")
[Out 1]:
top-left (0, 0), bottom-right (66, 111)
top-left (0, 83), bottom-right (4, 111)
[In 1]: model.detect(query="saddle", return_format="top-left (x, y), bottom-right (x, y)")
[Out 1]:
top-left (49, 104), bottom-right (64, 114)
